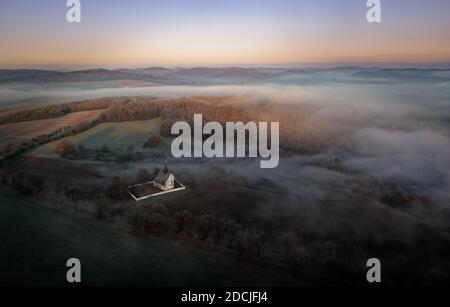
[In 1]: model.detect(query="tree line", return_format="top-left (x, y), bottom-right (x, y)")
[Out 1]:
top-left (1, 95), bottom-right (335, 163)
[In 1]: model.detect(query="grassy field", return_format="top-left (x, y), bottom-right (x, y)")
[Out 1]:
top-left (0, 195), bottom-right (308, 286)
top-left (28, 117), bottom-right (163, 158)
top-left (0, 109), bottom-right (105, 151)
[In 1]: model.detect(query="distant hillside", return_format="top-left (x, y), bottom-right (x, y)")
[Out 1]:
top-left (353, 68), bottom-right (450, 82)
top-left (0, 68), bottom-right (184, 85)
top-left (0, 67), bottom-right (315, 84)
top-left (1, 66), bottom-right (450, 85)
top-left (0, 69), bottom-right (63, 82)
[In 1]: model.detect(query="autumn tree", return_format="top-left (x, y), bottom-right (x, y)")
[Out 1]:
top-left (175, 210), bottom-right (195, 236)
top-left (143, 136), bottom-right (161, 148)
top-left (52, 139), bottom-right (73, 154)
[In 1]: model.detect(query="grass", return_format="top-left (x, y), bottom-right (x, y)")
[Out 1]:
top-left (0, 195), bottom-right (308, 286)
top-left (0, 109), bottom-right (105, 151)
top-left (27, 117), bottom-right (163, 158)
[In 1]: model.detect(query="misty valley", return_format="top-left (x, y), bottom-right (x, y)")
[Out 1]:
top-left (0, 66), bottom-right (450, 286)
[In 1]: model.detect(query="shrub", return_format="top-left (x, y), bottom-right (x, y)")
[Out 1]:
top-left (94, 195), bottom-right (111, 220)
top-left (175, 210), bottom-right (195, 235)
top-left (143, 136), bottom-right (161, 148)
top-left (60, 145), bottom-right (81, 160)
top-left (7, 170), bottom-right (44, 196)
top-left (127, 206), bottom-right (168, 236)
top-left (105, 176), bottom-right (123, 200)
top-left (52, 139), bottom-right (73, 154)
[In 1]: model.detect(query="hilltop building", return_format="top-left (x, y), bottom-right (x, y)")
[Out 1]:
top-left (154, 163), bottom-right (175, 191)
top-left (126, 163), bottom-right (186, 202)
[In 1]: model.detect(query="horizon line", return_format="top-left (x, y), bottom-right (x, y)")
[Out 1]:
top-left (2, 60), bottom-right (450, 71)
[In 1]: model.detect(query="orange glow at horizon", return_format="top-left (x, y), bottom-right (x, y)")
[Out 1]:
top-left (1, 1), bottom-right (449, 68)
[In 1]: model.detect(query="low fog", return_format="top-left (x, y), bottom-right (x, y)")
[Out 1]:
top-left (105, 75), bottom-right (449, 281)
top-left (3, 71), bottom-right (450, 282)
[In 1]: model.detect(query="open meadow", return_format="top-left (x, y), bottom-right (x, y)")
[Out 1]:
top-left (28, 118), bottom-right (163, 158)
top-left (0, 109), bottom-right (105, 151)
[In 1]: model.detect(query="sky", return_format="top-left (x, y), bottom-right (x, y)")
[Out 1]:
top-left (0, 0), bottom-right (450, 69)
